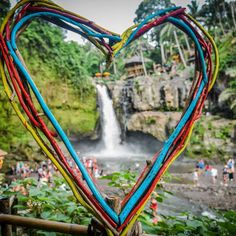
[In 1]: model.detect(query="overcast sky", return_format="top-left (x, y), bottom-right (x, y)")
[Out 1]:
top-left (53, 0), bottom-right (205, 43)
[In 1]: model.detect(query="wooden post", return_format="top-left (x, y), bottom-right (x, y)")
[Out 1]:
top-left (0, 196), bottom-right (14, 236)
top-left (127, 221), bottom-right (143, 236)
top-left (105, 197), bottom-right (143, 236)
top-left (106, 196), bottom-right (121, 214)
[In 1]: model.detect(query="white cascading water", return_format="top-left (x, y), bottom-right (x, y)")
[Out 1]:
top-left (96, 84), bottom-right (122, 153)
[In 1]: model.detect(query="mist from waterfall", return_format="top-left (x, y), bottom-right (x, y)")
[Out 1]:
top-left (76, 84), bottom-right (161, 163)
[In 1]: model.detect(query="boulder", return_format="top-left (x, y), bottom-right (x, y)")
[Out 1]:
top-left (127, 111), bottom-right (182, 141)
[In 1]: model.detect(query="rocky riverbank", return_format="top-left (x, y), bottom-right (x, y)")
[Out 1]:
top-left (162, 160), bottom-right (236, 211)
top-left (97, 159), bottom-right (236, 213)
top-left (162, 182), bottom-right (236, 211)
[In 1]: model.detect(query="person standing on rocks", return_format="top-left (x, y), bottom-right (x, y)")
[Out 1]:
top-left (150, 192), bottom-right (159, 224)
top-left (222, 165), bottom-right (229, 186)
top-left (210, 167), bottom-right (218, 184)
top-left (198, 159), bottom-right (205, 175)
top-left (227, 159), bottom-right (234, 181)
top-left (193, 169), bottom-right (199, 187)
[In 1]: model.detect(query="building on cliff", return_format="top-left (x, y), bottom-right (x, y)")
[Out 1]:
top-left (125, 56), bottom-right (151, 79)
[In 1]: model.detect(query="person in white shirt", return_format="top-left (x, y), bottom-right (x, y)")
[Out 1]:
top-left (210, 168), bottom-right (218, 184)
top-left (193, 169), bottom-right (199, 187)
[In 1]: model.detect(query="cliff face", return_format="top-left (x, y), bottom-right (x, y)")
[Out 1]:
top-left (107, 73), bottom-right (236, 161)
top-left (107, 72), bottom-right (192, 141)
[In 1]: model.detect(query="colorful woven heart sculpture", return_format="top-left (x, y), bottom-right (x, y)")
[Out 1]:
top-left (0, 0), bottom-right (219, 235)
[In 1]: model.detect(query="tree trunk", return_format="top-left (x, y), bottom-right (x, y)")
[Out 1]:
top-left (173, 30), bottom-right (187, 68)
top-left (222, 1), bottom-right (229, 30)
top-left (231, 2), bottom-right (236, 31)
top-left (113, 58), bottom-right (117, 75)
top-left (160, 42), bottom-right (166, 65)
top-left (139, 42), bottom-right (147, 76)
top-left (184, 34), bottom-right (191, 54)
top-left (217, 6), bottom-right (226, 35)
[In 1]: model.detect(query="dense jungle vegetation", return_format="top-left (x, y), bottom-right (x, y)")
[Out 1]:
top-left (0, 1), bottom-right (103, 151)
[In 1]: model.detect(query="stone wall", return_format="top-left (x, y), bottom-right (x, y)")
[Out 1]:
top-left (107, 72), bottom-right (192, 141)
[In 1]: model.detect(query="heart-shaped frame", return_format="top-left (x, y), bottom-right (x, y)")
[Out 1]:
top-left (0, 0), bottom-right (219, 235)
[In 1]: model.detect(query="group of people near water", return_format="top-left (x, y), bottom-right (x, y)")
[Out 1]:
top-left (7, 155), bottom-right (102, 186)
top-left (193, 159), bottom-right (235, 187)
top-left (8, 161), bottom-right (32, 178)
top-left (82, 156), bottom-right (102, 178)
top-left (7, 160), bottom-right (56, 185)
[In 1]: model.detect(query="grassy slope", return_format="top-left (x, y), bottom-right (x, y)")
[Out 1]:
top-left (27, 61), bottom-right (98, 136)
top-left (0, 23), bottom-right (99, 152)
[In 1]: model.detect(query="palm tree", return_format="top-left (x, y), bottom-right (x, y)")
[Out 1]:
top-left (226, 0), bottom-right (236, 31)
top-left (159, 24), bottom-right (187, 67)
top-left (219, 88), bottom-right (236, 118)
top-left (173, 30), bottom-right (187, 68)
top-left (231, 1), bottom-right (236, 31)
top-left (187, 0), bottom-right (200, 18)
top-left (138, 41), bottom-right (148, 76)
top-left (0, 0), bottom-right (10, 24)
top-left (159, 25), bottom-right (168, 64)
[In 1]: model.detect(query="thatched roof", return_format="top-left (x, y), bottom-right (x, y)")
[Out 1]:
top-left (125, 56), bottom-right (151, 67)
top-left (125, 55), bottom-right (143, 65)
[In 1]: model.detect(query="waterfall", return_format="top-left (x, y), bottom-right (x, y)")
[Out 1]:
top-left (76, 84), bottom-right (160, 163)
top-left (96, 84), bottom-right (122, 152)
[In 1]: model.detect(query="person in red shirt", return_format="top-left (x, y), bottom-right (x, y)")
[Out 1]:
top-left (150, 193), bottom-right (159, 224)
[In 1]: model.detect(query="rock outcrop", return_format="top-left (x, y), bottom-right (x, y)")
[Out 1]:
top-left (107, 72), bottom-right (192, 141)
top-left (127, 111), bottom-right (182, 141)
top-left (108, 75), bottom-right (192, 112)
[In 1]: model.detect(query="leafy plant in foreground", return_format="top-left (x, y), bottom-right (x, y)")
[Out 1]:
top-left (1, 177), bottom-right (92, 226)
top-left (1, 172), bottom-right (236, 235)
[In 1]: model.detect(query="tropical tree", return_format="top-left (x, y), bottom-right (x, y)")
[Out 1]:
top-left (134, 0), bottom-right (175, 65)
top-left (226, 0), bottom-right (236, 31)
top-left (187, 0), bottom-right (200, 18)
top-left (199, 0), bottom-right (235, 34)
top-left (159, 24), bottom-right (188, 67)
top-left (0, 0), bottom-right (10, 24)
top-left (134, 0), bottom-right (174, 23)
top-left (219, 88), bottom-right (236, 118)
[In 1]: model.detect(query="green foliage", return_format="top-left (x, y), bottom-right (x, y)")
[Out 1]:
top-left (0, 85), bottom-right (32, 151)
top-left (134, 0), bottom-right (175, 65)
top-left (1, 177), bottom-right (91, 226)
top-left (0, 18), bottom-right (100, 152)
top-left (217, 34), bottom-right (236, 73)
top-left (200, 0), bottom-right (235, 33)
top-left (0, 0), bottom-right (10, 24)
top-left (186, 116), bottom-right (234, 159)
top-left (145, 117), bottom-right (156, 125)
top-left (1, 172), bottom-right (236, 235)
top-left (219, 88), bottom-right (236, 118)
top-left (134, 0), bottom-right (174, 23)
top-left (187, 0), bottom-right (201, 18)
top-left (139, 211), bottom-right (236, 235)
top-left (17, 20), bottom-right (100, 135)
top-left (214, 126), bottom-right (231, 140)
top-left (18, 19), bottom-right (101, 91)
top-left (101, 170), bottom-right (138, 196)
